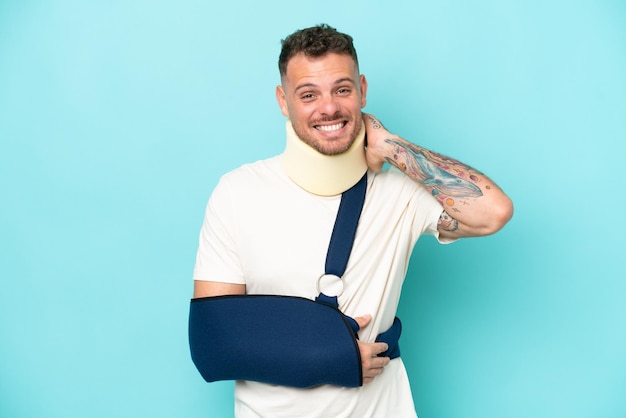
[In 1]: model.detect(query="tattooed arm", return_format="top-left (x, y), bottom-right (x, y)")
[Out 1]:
top-left (363, 113), bottom-right (513, 239)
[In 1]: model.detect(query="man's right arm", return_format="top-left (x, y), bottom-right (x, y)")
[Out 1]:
top-left (193, 281), bottom-right (390, 384)
top-left (193, 280), bottom-right (246, 298)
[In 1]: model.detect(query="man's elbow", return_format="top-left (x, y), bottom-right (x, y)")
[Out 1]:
top-left (485, 196), bottom-right (514, 235)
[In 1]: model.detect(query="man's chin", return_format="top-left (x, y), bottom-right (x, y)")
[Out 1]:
top-left (313, 139), bottom-right (354, 156)
top-left (293, 126), bottom-right (354, 155)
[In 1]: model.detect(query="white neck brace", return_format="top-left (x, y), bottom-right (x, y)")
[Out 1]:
top-left (280, 120), bottom-right (368, 196)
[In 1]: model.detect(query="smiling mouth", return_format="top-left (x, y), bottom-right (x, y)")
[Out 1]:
top-left (314, 121), bottom-right (346, 132)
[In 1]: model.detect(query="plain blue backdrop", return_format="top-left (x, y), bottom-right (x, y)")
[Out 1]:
top-left (1, 1), bottom-right (624, 417)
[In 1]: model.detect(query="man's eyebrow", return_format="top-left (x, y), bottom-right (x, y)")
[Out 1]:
top-left (294, 83), bottom-right (318, 93)
top-left (333, 77), bottom-right (358, 86)
top-left (294, 77), bottom-right (357, 93)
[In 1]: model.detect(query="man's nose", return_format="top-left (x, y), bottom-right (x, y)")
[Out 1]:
top-left (318, 94), bottom-right (340, 115)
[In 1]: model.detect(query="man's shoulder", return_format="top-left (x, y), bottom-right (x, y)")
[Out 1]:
top-left (211, 155), bottom-right (293, 201)
top-left (221, 155), bottom-right (282, 183)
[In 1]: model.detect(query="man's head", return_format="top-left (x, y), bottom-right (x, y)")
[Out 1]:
top-left (278, 24), bottom-right (360, 78)
top-left (276, 24), bottom-right (367, 156)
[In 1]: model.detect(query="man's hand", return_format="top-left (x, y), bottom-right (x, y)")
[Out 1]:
top-left (354, 314), bottom-right (391, 384)
top-left (362, 112), bottom-right (396, 172)
top-left (361, 112), bottom-right (513, 239)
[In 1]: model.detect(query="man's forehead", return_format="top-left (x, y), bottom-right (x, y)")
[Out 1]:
top-left (283, 52), bottom-right (359, 85)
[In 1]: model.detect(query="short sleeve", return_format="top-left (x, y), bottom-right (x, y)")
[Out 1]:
top-left (400, 169), bottom-right (457, 245)
top-left (192, 176), bottom-right (246, 284)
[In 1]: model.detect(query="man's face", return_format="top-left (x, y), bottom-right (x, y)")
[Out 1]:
top-left (276, 53), bottom-right (368, 156)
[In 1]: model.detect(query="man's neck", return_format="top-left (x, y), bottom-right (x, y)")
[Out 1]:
top-left (280, 120), bottom-right (368, 196)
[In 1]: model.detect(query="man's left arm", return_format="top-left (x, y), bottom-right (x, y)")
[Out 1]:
top-left (363, 113), bottom-right (514, 240)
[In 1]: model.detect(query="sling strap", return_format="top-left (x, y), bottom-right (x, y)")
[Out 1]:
top-left (325, 172), bottom-right (367, 277)
top-left (316, 173), bottom-right (401, 359)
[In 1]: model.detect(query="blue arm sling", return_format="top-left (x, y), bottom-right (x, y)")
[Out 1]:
top-left (189, 173), bottom-right (401, 388)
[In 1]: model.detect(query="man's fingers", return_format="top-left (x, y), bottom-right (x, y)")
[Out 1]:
top-left (353, 316), bottom-right (392, 384)
top-left (356, 337), bottom-right (388, 359)
top-left (363, 350), bottom-right (390, 369)
top-left (353, 314), bottom-right (371, 330)
top-left (361, 355), bottom-right (390, 383)
top-left (371, 341), bottom-right (389, 357)
top-left (361, 114), bottom-right (387, 172)
top-left (358, 339), bottom-right (391, 384)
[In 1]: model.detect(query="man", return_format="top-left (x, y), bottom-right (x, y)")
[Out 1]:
top-left (191, 24), bottom-right (513, 417)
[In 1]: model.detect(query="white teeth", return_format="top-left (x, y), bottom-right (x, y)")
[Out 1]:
top-left (316, 123), bottom-right (344, 132)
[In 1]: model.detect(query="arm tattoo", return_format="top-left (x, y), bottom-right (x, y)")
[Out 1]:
top-left (367, 115), bottom-right (383, 129)
top-left (438, 210), bottom-right (459, 232)
top-left (384, 138), bottom-right (483, 199)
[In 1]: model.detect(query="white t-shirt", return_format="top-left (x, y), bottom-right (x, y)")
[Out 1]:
top-left (193, 156), bottom-right (446, 418)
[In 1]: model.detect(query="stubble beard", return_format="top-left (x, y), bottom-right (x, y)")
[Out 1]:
top-left (291, 115), bottom-right (361, 156)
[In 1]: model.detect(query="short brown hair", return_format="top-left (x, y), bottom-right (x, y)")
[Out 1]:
top-left (278, 24), bottom-right (359, 77)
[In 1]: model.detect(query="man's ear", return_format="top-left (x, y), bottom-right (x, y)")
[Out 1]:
top-left (276, 85), bottom-right (289, 117)
top-left (359, 74), bottom-right (368, 108)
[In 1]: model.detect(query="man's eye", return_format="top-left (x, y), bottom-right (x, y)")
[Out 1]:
top-left (337, 88), bottom-right (351, 95)
top-left (301, 93), bottom-right (315, 101)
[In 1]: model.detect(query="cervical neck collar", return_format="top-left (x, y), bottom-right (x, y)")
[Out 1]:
top-left (280, 120), bottom-right (368, 196)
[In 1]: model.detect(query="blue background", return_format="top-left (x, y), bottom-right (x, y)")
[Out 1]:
top-left (1, 1), bottom-right (624, 417)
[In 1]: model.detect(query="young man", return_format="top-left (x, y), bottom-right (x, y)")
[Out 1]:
top-left (191, 24), bottom-right (513, 417)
